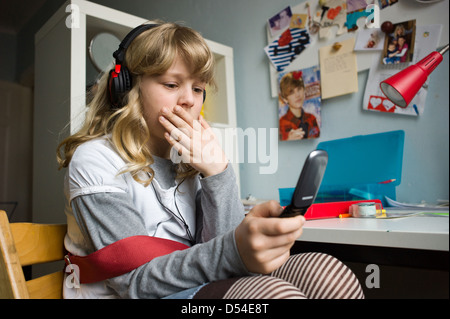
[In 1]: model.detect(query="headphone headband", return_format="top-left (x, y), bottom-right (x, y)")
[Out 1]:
top-left (108, 23), bottom-right (206, 108)
top-left (113, 24), bottom-right (159, 64)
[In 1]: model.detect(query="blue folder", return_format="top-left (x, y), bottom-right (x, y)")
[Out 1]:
top-left (315, 130), bottom-right (405, 207)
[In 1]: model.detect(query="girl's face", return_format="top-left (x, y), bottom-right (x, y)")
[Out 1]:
top-left (140, 55), bottom-right (206, 147)
top-left (284, 86), bottom-right (305, 109)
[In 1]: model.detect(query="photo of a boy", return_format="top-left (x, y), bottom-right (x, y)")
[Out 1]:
top-left (278, 70), bottom-right (321, 141)
top-left (383, 41), bottom-right (401, 64)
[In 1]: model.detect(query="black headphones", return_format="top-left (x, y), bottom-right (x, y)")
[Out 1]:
top-left (108, 24), bottom-right (206, 108)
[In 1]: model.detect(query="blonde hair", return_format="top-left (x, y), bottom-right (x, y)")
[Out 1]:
top-left (57, 22), bottom-right (216, 186)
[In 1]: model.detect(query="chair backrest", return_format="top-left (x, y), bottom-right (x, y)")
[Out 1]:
top-left (0, 210), bottom-right (67, 299)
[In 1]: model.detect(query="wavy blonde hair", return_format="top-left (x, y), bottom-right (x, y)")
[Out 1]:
top-left (57, 22), bottom-right (216, 186)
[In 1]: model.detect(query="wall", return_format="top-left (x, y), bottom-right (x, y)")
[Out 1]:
top-left (12, 0), bottom-right (450, 205)
top-left (0, 32), bottom-right (17, 82)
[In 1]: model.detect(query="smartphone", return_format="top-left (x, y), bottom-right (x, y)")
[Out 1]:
top-left (280, 150), bottom-right (328, 218)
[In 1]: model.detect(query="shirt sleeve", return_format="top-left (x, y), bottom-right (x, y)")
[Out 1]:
top-left (195, 163), bottom-right (246, 243)
top-left (71, 192), bottom-right (251, 299)
top-left (397, 46), bottom-right (408, 57)
top-left (66, 138), bottom-right (129, 202)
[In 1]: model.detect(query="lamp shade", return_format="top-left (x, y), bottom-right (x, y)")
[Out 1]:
top-left (380, 50), bottom-right (444, 107)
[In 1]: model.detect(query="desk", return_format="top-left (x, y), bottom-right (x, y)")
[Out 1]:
top-left (299, 215), bottom-right (449, 251)
top-left (291, 211), bottom-right (449, 298)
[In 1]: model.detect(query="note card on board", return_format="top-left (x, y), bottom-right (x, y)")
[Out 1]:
top-left (319, 37), bottom-right (358, 99)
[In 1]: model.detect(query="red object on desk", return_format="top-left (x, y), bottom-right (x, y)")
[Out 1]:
top-left (303, 199), bottom-right (383, 220)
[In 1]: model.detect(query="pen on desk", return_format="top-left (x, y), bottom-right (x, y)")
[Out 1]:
top-left (339, 213), bottom-right (352, 218)
top-left (378, 179), bottom-right (396, 184)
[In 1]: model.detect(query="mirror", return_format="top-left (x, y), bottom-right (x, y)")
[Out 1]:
top-left (88, 32), bottom-right (121, 72)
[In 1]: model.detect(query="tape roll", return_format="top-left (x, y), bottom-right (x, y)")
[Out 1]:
top-left (350, 202), bottom-right (378, 218)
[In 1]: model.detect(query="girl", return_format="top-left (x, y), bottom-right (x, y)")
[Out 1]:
top-left (57, 22), bottom-right (363, 299)
top-left (395, 36), bottom-right (409, 63)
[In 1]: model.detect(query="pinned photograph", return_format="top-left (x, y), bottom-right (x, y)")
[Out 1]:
top-left (278, 66), bottom-right (321, 141)
top-left (289, 13), bottom-right (308, 29)
top-left (354, 28), bottom-right (385, 51)
top-left (382, 19), bottom-right (416, 64)
top-left (378, 0), bottom-right (398, 9)
top-left (268, 6), bottom-right (293, 37)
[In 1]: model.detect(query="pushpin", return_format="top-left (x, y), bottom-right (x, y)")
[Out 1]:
top-left (332, 42), bottom-right (342, 51)
top-left (381, 21), bottom-right (394, 34)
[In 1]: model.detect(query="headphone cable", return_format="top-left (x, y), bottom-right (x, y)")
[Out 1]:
top-left (151, 179), bottom-right (195, 245)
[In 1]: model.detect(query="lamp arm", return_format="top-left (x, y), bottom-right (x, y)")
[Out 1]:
top-left (439, 44), bottom-right (449, 56)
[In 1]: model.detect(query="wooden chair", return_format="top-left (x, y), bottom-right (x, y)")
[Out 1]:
top-left (0, 210), bottom-right (67, 299)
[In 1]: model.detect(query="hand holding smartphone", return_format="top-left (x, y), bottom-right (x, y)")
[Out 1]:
top-left (280, 150), bottom-right (328, 218)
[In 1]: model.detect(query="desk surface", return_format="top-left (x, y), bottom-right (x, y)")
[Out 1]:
top-left (299, 213), bottom-right (449, 252)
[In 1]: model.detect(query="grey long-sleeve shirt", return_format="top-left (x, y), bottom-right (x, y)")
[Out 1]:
top-left (68, 155), bottom-right (250, 298)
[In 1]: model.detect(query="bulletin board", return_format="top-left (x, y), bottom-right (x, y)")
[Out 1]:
top-left (268, 0), bottom-right (449, 97)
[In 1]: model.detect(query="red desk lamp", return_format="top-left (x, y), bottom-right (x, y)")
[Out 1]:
top-left (380, 44), bottom-right (449, 108)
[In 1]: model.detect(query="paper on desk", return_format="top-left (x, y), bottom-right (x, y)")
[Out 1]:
top-left (380, 210), bottom-right (449, 219)
top-left (385, 197), bottom-right (449, 211)
top-left (381, 197), bottom-right (448, 219)
top-left (319, 37), bottom-right (358, 99)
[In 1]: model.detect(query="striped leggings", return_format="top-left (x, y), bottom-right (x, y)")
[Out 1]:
top-left (194, 253), bottom-right (364, 299)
